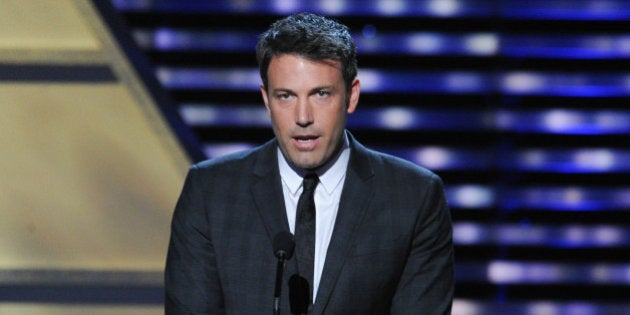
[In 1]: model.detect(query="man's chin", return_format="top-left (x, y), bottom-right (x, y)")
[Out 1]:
top-left (288, 156), bottom-right (322, 171)
top-left (294, 161), bottom-right (321, 171)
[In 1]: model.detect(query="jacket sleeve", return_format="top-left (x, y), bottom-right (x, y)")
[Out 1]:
top-left (390, 174), bottom-right (454, 315)
top-left (165, 165), bottom-right (225, 314)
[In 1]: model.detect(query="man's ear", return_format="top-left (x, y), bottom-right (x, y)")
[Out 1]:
top-left (346, 78), bottom-right (360, 114)
top-left (260, 84), bottom-right (270, 113)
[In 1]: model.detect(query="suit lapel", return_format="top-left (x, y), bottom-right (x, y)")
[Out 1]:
top-left (250, 140), bottom-right (298, 312)
top-left (251, 139), bottom-right (292, 243)
top-left (312, 134), bottom-right (375, 314)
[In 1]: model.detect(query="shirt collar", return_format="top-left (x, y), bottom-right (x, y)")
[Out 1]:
top-left (278, 133), bottom-right (350, 196)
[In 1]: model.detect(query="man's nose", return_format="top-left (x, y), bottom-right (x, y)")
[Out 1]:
top-left (296, 98), bottom-right (313, 127)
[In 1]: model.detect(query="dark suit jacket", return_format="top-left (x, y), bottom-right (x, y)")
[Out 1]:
top-left (165, 133), bottom-right (454, 314)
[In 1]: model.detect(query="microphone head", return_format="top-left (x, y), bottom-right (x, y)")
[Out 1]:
top-left (273, 231), bottom-right (295, 260)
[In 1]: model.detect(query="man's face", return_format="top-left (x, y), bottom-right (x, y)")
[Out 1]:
top-left (261, 54), bottom-right (360, 170)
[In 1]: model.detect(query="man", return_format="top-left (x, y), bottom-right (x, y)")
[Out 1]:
top-left (165, 12), bottom-right (454, 314)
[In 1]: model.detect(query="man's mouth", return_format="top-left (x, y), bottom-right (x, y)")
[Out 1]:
top-left (294, 135), bottom-right (318, 142)
top-left (292, 135), bottom-right (320, 150)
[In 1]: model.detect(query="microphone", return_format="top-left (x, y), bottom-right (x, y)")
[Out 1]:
top-left (273, 232), bottom-right (294, 315)
top-left (274, 231), bottom-right (295, 260)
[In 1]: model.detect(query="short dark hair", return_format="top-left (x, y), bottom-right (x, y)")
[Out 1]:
top-left (256, 12), bottom-right (357, 92)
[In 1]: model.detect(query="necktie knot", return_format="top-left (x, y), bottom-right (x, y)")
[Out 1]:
top-left (302, 173), bottom-right (318, 194)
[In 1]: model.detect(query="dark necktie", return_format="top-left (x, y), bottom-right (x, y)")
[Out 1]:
top-left (294, 173), bottom-right (318, 306)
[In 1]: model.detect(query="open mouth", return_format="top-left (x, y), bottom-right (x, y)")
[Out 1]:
top-left (294, 135), bottom-right (318, 142)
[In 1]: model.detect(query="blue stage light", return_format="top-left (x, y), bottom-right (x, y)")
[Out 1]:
top-left (496, 109), bottom-right (630, 135)
top-left (358, 70), bottom-right (491, 93)
top-left (514, 148), bottom-right (630, 173)
top-left (452, 299), bottom-right (630, 315)
top-left (453, 223), bottom-right (629, 247)
top-left (487, 261), bottom-right (630, 284)
top-left (203, 143), bottom-right (256, 159)
top-left (157, 68), bottom-right (260, 90)
top-left (501, 187), bottom-right (630, 211)
top-left (501, 0), bottom-right (630, 21)
top-left (113, 0), bottom-right (495, 17)
top-left (503, 35), bottom-right (630, 59)
top-left (179, 104), bottom-right (269, 127)
top-left (371, 147), bottom-right (493, 170)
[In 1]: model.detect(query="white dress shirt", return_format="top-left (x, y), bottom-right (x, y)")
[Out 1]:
top-left (277, 136), bottom-right (350, 302)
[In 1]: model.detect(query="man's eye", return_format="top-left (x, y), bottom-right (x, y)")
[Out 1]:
top-left (316, 90), bottom-right (330, 97)
top-left (277, 93), bottom-right (291, 100)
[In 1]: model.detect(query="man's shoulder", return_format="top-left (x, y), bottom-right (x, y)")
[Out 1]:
top-left (365, 147), bottom-right (438, 180)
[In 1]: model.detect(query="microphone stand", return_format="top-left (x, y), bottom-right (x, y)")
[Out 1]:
top-left (273, 254), bottom-right (287, 315)
top-left (272, 232), bottom-right (293, 315)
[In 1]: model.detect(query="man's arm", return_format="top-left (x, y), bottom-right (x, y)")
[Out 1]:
top-left (165, 165), bottom-right (225, 314)
top-left (390, 174), bottom-right (454, 315)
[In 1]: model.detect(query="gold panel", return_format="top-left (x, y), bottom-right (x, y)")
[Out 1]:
top-left (0, 0), bottom-right (100, 50)
top-left (0, 304), bottom-right (161, 315)
top-left (0, 83), bottom-right (186, 270)
top-left (0, 2), bottom-right (193, 311)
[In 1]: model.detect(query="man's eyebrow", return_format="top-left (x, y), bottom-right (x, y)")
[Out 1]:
top-left (310, 86), bottom-right (336, 93)
top-left (270, 86), bottom-right (337, 94)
